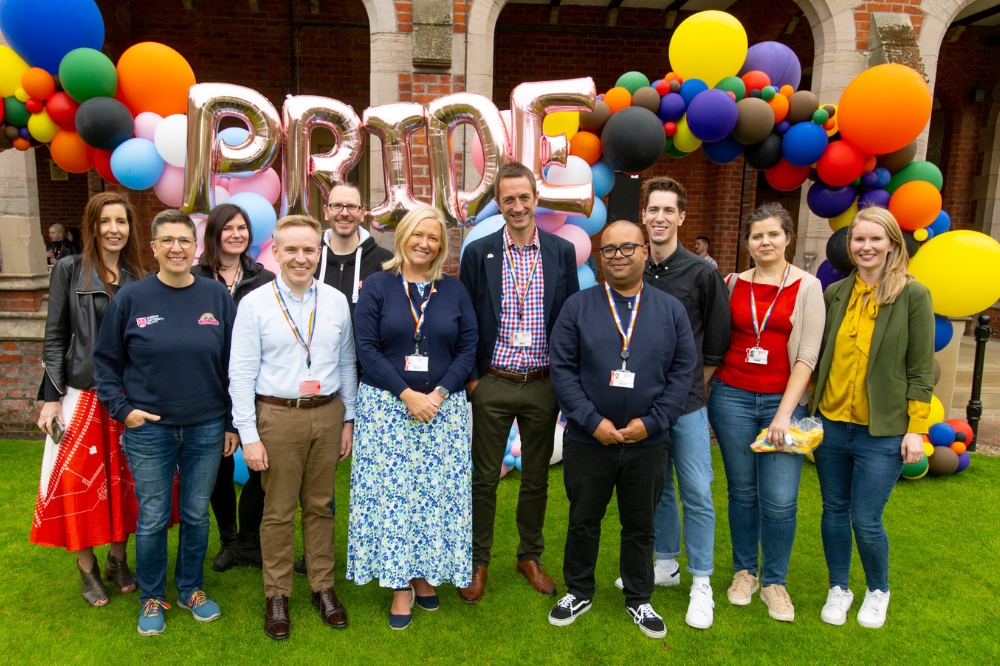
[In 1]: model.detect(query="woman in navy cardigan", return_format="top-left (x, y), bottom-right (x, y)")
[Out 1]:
top-left (347, 206), bottom-right (478, 631)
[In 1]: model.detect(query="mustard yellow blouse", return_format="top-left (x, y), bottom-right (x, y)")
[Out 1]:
top-left (818, 275), bottom-right (930, 433)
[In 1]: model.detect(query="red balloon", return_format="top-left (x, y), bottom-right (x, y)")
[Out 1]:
top-left (945, 419), bottom-right (974, 446)
top-left (654, 80), bottom-right (671, 95)
top-left (817, 140), bottom-right (865, 187)
top-left (765, 158), bottom-right (810, 191)
top-left (741, 70), bottom-right (771, 97)
top-left (663, 122), bottom-right (677, 137)
top-left (93, 149), bottom-right (119, 184)
top-left (25, 98), bottom-right (44, 114)
top-left (45, 92), bottom-right (80, 130)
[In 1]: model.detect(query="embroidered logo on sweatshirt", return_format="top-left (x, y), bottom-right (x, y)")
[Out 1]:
top-left (198, 313), bottom-right (220, 326)
top-left (135, 314), bottom-right (163, 328)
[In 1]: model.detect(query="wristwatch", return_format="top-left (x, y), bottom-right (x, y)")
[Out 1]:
top-left (434, 386), bottom-right (450, 400)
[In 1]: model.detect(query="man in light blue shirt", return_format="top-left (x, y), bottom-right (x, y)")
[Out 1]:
top-left (229, 215), bottom-right (356, 640)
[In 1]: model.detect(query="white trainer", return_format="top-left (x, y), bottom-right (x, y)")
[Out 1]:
top-left (615, 560), bottom-right (680, 591)
top-left (685, 582), bottom-right (714, 629)
top-left (820, 586), bottom-right (855, 626)
top-left (856, 589), bottom-right (890, 629)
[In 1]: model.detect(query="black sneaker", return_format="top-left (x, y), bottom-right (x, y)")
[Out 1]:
top-left (626, 603), bottom-right (667, 638)
top-left (548, 594), bottom-right (592, 626)
top-left (293, 555), bottom-right (307, 576)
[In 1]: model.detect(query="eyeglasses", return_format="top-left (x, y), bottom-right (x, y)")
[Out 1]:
top-left (599, 243), bottom-right (641, 259)
top-left (324, 203), bottom-right (363, 214)
top-left (155, 236), bottom-right (195, 249)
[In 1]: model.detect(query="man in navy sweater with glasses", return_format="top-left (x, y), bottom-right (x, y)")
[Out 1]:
top-left (547, 220), bottom-right (696, 639)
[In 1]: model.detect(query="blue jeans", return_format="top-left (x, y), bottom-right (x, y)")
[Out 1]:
top-left (653, 407), bottom-right (715, 576)
top-left (708, 378), bottom-right (807, 586)
top-left (122, 418), bottom-right (224, 604)
top-left (814, 416), bottom-right (904, 593)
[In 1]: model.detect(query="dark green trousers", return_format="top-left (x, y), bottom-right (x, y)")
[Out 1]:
top-left (470, 372), bottom-right (559, 567)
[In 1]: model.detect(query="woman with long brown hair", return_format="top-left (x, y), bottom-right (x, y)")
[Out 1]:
top-left (33, 192), bottom-right (145, 606)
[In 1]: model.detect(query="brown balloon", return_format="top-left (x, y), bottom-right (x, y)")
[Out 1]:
top-left (631, 87), bottom-right (661, 113)
top-left (732, 98), bottom-right (775, 145)
top-left (876, 141), bottom-right (918, 174)
top-left (580, 99), bottom-right (611, 133)
top-left (787, 90), bottom-right (819, 124)
top-left (927, 446), bottom-right (959, 475)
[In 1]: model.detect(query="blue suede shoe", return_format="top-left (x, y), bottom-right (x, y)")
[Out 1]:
top-left (416, 593), bottom-right (439, 612)
top-left (178, 590), bottom-right (221, 622)
top-left (390, 587), bottom-right (415, 631)
top-left (137, 598), bottom-right (170, 636)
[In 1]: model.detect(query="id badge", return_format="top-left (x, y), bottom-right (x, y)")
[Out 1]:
top-left (746, 347), bottom-right (769, 365)
top-left (512, 330), bottom-right (533, 347)
top-left (610, 370), bottom-right (635, 388)
top-left (405, 354), bottom-right (429, 372)
top-left (299, 379), bottom-right (321, 396)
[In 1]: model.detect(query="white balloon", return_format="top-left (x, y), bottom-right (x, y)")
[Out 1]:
top-left (544, 155), bottom-right (593, 186)
top-left (214, 185), bottom-right (230, 205)
top-left (154, 114), bottom-right (188, 168)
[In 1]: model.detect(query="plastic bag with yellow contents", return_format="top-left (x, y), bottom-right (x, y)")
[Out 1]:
top-left (750, 417), bottom-right (823, 454)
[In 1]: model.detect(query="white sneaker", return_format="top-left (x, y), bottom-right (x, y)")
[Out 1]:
top-left (615, 560), bottom-right (680, 590)
top-left (685, 582), bottom-right (714, 629)
top-left (820, 586), bottom-right (854, 626)
top-left (856, 589), bottom-right (890, 629)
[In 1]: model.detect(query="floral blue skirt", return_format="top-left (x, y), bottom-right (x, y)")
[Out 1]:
top-left (347, 383), bottom-right (472, 589)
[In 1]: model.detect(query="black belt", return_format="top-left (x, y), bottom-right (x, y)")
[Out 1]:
top-left (487, 365), bottom-right (550, 381)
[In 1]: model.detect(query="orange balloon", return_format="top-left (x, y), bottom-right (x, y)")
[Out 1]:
top-left (949, 441), bottom-right (967, 455)
top-left (767, 93), bottom-right (789, 123)
top-left (888, 180), bottom-right (942, 231)
top-left (21, 67), bottom-right (55, 100)
top-left (12, 137), bottom-right (31, 151)
top-left (569, 130), bottom-right (602, 165)
top-left (779, 85), bottom-right (794, 98)
top-left (116, 42), bottom-right (196, 117)
top-left (862, 153), bottom-right (877, 173)
top-left (604, 87), bottom-right (632, 115)
top-left (50, 130), bottom-right (95, 173)
top-left (837, 64), bottom-right (931, 155)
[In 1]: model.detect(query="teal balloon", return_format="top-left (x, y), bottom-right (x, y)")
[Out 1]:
top-left (886, 160), bottom-right (944, 195)
top-left (59, 47), bottom-right (118, 103)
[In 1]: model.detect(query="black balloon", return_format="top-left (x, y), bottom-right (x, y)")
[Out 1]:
top-left (902, 231), bottom-right (920, 258)
top-left (0, 128), bottom-right (12, 150)
top-left (744, 132), bottom-right (783, 170)
top-left (75, 97), bottom-right (134, 151)
top-left (825, 226), bottom-right (852, 275)
top-left (601, 106), bottom-right (667, 173)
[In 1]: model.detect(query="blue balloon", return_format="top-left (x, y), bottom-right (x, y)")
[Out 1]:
top-left (686, 89), bottom-right (739, 143)
top-left (226, 192), bottom-right (277, 242)
top-left (232, 447), bottom-right (250, 485)
top-left (934, 314), bottom-right (954, 353)
top-left (461, 214), bottom-right (505, 260)
top-left (217, 127), bottom-right (250, 148)
top-left (679, 79), bottom-right (708, 106)
top-left (503, 454), bottom-right (517, 467)
top-left (565, 198), bottom-right (606, 237)
top-left (577, 264), bottom-right (597, 290)
top-left (956, 450), bottom-right (971, 472)
top-left (858, 188), bottom-right (891, 210)
top-left (0, 0), bottom-right (105, 74)
top-left (873, 167), bottom-right (892, 189)
top-left (592, 161), bottom-right (615, 198)
top-left (815, 260), bottom-right (846, 292)
top-left (474, 198), bottom-right (499, 222)
top-left (774, 119), bottom-right (791, 136)
top-left (860, 171), bottom-right (879, 188)
top-left (703, 136), bottom-right (745, 164)
top-left (657, 92), bottom-right (687, 123)
top-left (928, 422), bottom-right (956, 447)
top-left (807, 182), bottom-right (856, 219)
top-left (928, 209), bottom-right (951, 236)
top-left (781, 121), bottom-right (829, 167)
top-left (514, 456), bottom-right (522, 471)
top-left (110, 138), bottom-right (165, 191)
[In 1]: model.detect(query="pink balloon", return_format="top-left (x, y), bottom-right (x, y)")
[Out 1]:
top-left (133, 112), bottom-right (163, 141)
top-left (552, 223), bottom-right (593, 266)
top-left (535, 213), bottom-right (566, 233)
top-left (500, 463), bottom-right (512, 478)
top-left (510, 440), bottom-right (522, 457)
top-left (471, 129), bottom-right (484, 176)
top-left (257, 238), bottom-right (280, 273)
top-left (227, 168), bottom-right (281, 205)
top-left (153, 164), bottom-right (185, 207)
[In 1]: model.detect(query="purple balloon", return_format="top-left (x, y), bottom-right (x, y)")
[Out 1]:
top-left (658, 92), bottom-right (687, 123)
top-left (860, 171), bottom-right (879, 188)
top-left (18, 126), bottom-right (31, 139)
top-left (956, 451), bottom-right (971, 472)
top-left (739, 41), bottom-right (802, 91)
top-left (686, 89), bottom-right (739, 143)
top-left (807, 182), bottom-right (857, 218)
top-left (774, 120), bottom-right (791, 135)
top-left (816, 260), bottom-right (847, 291)
top-left (858, 188), bottom-right (891, 209)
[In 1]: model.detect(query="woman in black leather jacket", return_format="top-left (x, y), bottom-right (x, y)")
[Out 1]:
top-left (32, 192), bottom-right (145, 606)
top-left (191, 203), bottom-right (275, 573)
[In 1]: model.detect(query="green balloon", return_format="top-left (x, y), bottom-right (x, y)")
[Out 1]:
top-left (3, 97), bottom-right (30, 126)
top-left (715, 76), bottom-right (747, 100)
top-left (665, 143), bottom-right (690, 159)
top-left (886, 160), bottom-right (944, 195)
top-left (58, 48), bottom-right (118, 104)
top-left (812, 109), bottom-right (830, 125)
top-left (901, 454), bottom-right (929, 480)
top-left (761, 86), bottom-right (776, 101)
top-left (663, 135), bottom-right (674, 154)
top-left (616, 71), bottom-right (651, 95)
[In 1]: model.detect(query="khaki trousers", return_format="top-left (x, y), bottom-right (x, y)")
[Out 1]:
top-left (257, 397), bottom-right (345, 597)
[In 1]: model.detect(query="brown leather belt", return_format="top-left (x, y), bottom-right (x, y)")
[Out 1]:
top-left (256, 393), bottom-right (337, 409)
top-left (487, 365), bottom-right (550, 381)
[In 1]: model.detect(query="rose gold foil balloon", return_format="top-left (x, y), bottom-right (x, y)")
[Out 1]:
top-left (363, 102), bottom-right (427, 230)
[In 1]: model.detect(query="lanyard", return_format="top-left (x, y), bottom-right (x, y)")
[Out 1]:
top-left (749, 262), bottom-right (791, 347)
top-left (402, 273), bottom-right (436, 354)
top-left (503, 233), bottom-right (541, 318)
top-left (272, 280), bottom-right (318, 369)
top-left (216, 264), bottom-right (243, 297)
top-left (605, 283), bottom-right (642, 370)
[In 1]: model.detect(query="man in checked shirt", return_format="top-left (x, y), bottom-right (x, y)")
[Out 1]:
top-left (458, 162), bottom-right (580, 603)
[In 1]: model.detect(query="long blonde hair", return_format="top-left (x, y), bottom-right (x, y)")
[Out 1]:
top-left (382, 206), bottom-right (449, 281)
top-left (847, 206), bottom-right (914, 306)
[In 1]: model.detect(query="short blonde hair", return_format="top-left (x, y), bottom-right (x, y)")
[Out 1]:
top-left (847, 206), bottom-right (915, 306)
top-left (383, 206), bottom-right (449, 281)
top-left (273, 215), bottom-right (322, 246)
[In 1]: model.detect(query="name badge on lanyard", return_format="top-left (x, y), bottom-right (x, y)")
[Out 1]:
top-left (404, 275), bottom-right (435, 372)
top-left (746, 263), bottom-right (791, 367)
top-left (504, 235), bottom-right (540, 349)
top-left (606, 284), bottom-right (641, 388)
top-left (273, 281), bottom-right (320, 396)
top-left (512, 330), bottom-right (533, 347)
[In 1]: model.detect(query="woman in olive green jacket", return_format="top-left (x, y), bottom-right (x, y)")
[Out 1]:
top-left (810, 206), bottom-right (934, 630)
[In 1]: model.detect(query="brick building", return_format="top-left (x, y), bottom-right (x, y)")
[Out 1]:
top-left (2, 0), bottom-right (999, 435)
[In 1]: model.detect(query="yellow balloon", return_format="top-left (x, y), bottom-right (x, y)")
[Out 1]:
top-left (909, 230), bottom-right (1000, 317)
top-left (543, 111), bottom-right (579, 141)
top-left (668, 11), bottom-right (748, 88)
top-left (829, 200), bottom-right (858, 231)
top-left (0, 46), bottom-right (30, 98)
top-left (28, 111), bottom-right (60, 143)
top-left (923, 441), bottom-right (934, 457)
top-left (929, 395), bottom-right (945, 426)
top-left (913, 228), bottom-right (928, 242)
top-left (14, 86), bottom-right (30, 102)
top-left (673, 116), bottom-right (703, 153)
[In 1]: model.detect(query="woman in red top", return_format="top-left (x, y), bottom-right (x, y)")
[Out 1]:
top-left (708, 203), bottom-right (825, 622)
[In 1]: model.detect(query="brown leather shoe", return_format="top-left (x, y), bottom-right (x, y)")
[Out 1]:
top-left (312, 587), bottom-right (348, 628)
top-left (458, 565), bottom-right (488, 603)
top-left (516, 558), bottom-right (557, 596)
top-left (264, 594), bottom-right (290, 640)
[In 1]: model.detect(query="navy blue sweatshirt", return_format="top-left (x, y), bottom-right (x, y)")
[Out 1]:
top-left (549, 280), bottom-right (697, 447)
top-left (354, 270), bottom-right (478, 396)
top-left (94, 275), bottom-right (236, 430)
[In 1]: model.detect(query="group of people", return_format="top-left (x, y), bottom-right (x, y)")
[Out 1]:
top-left (31, 161), bottom-right (933, 640)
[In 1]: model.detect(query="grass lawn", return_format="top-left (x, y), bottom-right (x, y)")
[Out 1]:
top-left (0, 440), bottom-right (997, 665)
